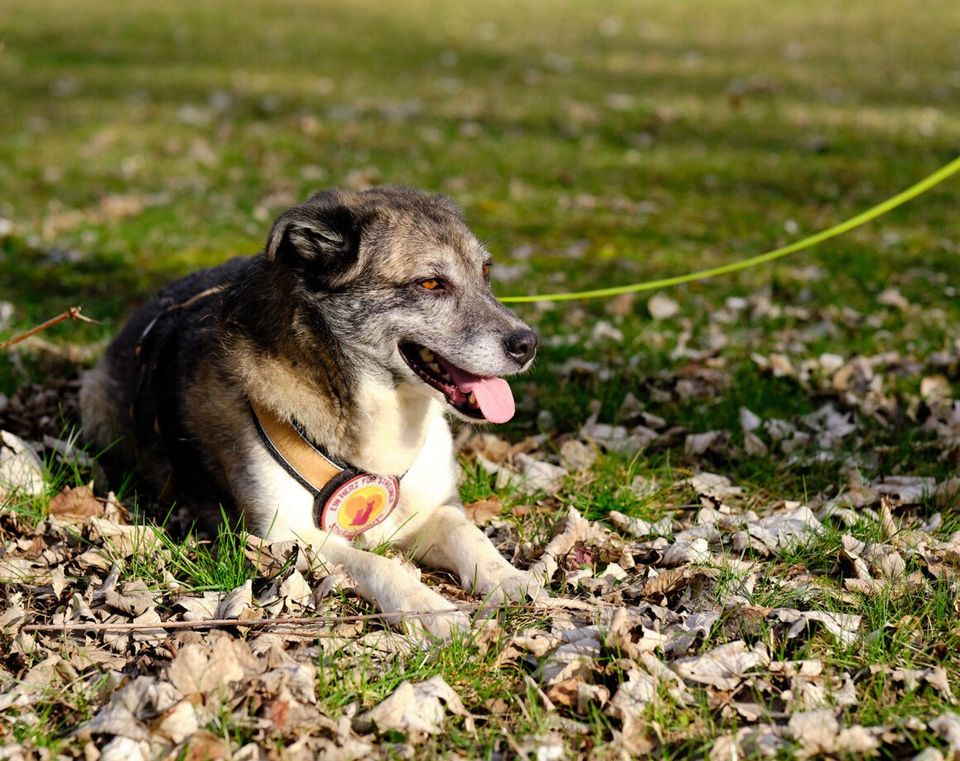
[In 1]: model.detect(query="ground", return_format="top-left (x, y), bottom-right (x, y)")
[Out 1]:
top-left (1, 0), bottom-right (959, 758)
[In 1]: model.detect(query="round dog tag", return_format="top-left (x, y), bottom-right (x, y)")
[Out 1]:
top-left (319, 473), bottom-right (399, 538)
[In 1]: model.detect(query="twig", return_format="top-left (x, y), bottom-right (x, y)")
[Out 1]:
top-left (0, 306), bottom-right (98, 351)
top-left (21, 600), bottom-right (593, 634)
top-left (22, 608), bottom-right (472, 634)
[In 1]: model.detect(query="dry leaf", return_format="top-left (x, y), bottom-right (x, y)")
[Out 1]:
top-left (279, 570), bottom-right (313, 610)
top-left (217, 580), bottom-right (253, 619)
top-left (929, 713), bottom-right (960, 755)
top-left (648, 293), bottom-right (679, 320)
top-left (686, 472), bottom-right (743, 499)
top-left (47, 483), bottom-right (103, 521)
top-left (514, 454), bottom-right (568, 494)
top-left (872, 475), bottom-right (936, 505)
top-left (559, 439), bottom-right (598, 471)
top-left (529, 507), bottom-right (609, 584)
top-left (245, 537), bottom-right (299, 577)
top-left (156, 700), bottom-right (200, 744)
top-left (84, 676), bottom-right (180, 741)
top-left (744, 431), bottom-right (769, 456)
top-left (464, 497), bottom-right (502, 525)
top-left (0, 430), bottom-right (45, 498)
top-left (684, 430), bottom-right (727, 456)
top-left (168, 637), bottom-right (261, 697)
top-left (178, 730), bottom-right (231, 761)
top-left (353, 676), bottom-right (473, 739)
top-left (671, 640), bottom-right (770, 691)
top-left (787, 709), bottom-right (881, 757)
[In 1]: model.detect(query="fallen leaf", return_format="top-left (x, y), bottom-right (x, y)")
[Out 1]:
top-left (739, 407), bottom-right (762, 432)
top-left (772, 608), bottom-right (862, 646)
top-left (684, 430), bottom-right (728, 456)
top-left (686, 472), bottom-right (743, 499)
top-left (156, 700), bottom-right (200, 744)
top-left (353, 676), bottom-right (473, 739)
top-left (930, 713), bottom-right (960, 755)
top-left (514, 454), bottom-right (568, 495)
top-left (671, 640), bottom-right (770, 691)
top-left (921, 375), bottom-right (951, 401)
top-left (787, 709), bottom-right (839, 757)
top-left (529, 507), bottom-right (609, 585)
top-left (47, 483), bottom-right (103, 522)
top-left (178, 730), bottom-right (231, 761)
top-left (464, 497), bottom-right (502, 525)
top-left (278, 570), bottom-right (313, 611)
top-left (648, 293), bottom-right (679, 320)
top-left (872, 475), bottom-right (936, 505)
top-left (559, 439), bottom-right (597, 471)
top-left (167, 637), bottom-right (262, 697)
top-left (217, 580), bottom-right (254, 619)
top-left (84, 676), bottom-right (181, 742)
top-left (0, 430), bottom-right (45, 498)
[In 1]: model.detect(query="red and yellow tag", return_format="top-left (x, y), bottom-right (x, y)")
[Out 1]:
top-left (319, 474), bottom-right (399, 538)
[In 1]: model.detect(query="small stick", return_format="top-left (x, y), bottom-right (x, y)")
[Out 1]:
top-left (21, 600), bottom-right (584, 635)
top-left (22, 608), bottom-right (471, 634)
top-left (0, 306), bottom-right (98, 351)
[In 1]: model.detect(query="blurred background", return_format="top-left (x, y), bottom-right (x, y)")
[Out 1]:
top-left (1, 0), bottom-right (958, 447)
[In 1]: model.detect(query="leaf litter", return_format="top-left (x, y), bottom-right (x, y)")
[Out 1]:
top-left (1, 311), bottom-right (959, 758)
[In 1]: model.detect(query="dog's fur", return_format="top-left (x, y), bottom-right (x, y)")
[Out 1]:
top-left (80, 186), bottom-right (543, 637)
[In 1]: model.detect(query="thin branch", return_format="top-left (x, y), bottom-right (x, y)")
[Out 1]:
top-left (0, 307), bottom-right (98, 351)
top-left (22, 608), bottom-right (471, 634)
top-left (21, 600), bottom-right (587, 635)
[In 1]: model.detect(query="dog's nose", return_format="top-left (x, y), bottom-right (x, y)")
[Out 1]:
top-left (503, 329), bottom-right (538, 365)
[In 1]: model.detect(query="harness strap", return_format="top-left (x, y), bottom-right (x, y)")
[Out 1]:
top-left (249, 401), bottom-right (400, 538)
top-left (250, 399), bottom-right (348, 496)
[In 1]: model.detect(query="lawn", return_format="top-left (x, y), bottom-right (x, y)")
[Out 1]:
top-left (1, 0), bottom-right (959, 758)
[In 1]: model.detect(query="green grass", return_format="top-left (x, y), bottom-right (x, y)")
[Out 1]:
top-left (457, 459), bottom-right (503, 505)
top-left (163, 513), bottom-right (257, 592)
top-left (315, 614), bottom-right (585, 757)
top-left (9, 672), bottom-right (111, 753)
top-left (112, 507), bottom-right (257, 593)
top-left (2, 0), bottom-right (960, 756)
top-left (1, 426), bottom-right (91, 525)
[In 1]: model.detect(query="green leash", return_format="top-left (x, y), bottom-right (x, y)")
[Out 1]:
top-left (499, 155), bottom-right (960, 304)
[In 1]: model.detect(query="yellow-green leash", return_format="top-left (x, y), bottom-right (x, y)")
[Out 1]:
top-left (499, 155), bottom-right (960, 304)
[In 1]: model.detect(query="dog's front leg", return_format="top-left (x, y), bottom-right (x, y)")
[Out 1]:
top-left (301, 532), bottom-right (471, 640)
top-left (403, 505), bottom-right (546, 604)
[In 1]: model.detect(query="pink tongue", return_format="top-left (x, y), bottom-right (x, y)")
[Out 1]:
top-left (444, 364), bottom-right (516, 424)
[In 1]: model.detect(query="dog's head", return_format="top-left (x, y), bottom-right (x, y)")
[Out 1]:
top-left (263, 187), bottom-right (537, 423)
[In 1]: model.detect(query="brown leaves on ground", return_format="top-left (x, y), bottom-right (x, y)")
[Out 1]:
top-left (1, 326), bottom-right (959, 758)
top-left (4, 448), bottom-right (955, 757)
top-left (47, 483), bottom-right (104, 522)
top-left (353, 675), bottom-right (474, 739)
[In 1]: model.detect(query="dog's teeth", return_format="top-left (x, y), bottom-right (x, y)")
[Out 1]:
top-left (429, 362), bottom-right (441, 373)
top-left (468, 392), bottom-right (477, 405)
top-left (419, 348), bottom-right (434, 362)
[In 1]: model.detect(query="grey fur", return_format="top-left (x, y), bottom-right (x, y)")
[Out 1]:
top-left (80, 186), bottom-right (538, 528)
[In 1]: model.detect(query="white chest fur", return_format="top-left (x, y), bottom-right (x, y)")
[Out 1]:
top-left (243, 380), bottom-right (460, 548)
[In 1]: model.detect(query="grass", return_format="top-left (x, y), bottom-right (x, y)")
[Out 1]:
top-left (314, 615), bottom-right (585, 758)
top-left (112, 508), bottom-right (257, 593)
top-left (1, 426), bottom-right (92, 526)
top-left (2, 0), bottom-right (960, 756)
top-left (162, 512), bottom-right (257, 593)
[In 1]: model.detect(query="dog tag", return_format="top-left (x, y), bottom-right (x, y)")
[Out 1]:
top-left (318, 473), bottom-right (399, 538)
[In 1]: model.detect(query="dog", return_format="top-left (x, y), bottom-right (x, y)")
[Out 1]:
top-left (80, 186), bottom-right (544, 637)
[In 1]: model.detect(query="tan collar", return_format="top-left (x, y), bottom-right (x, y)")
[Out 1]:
top-left (250, 400), bottom-right (399, 538)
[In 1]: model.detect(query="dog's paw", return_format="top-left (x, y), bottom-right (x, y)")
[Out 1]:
top-left (470, 566), bottom-right (547, 606)
top-left (394, 586), bottom-right (471, 641)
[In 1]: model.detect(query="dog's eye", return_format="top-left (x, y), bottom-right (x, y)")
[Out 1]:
top-left (418, 278), bottom-right (445, 291)
top-left (482, 263), bottom-right (491, 280)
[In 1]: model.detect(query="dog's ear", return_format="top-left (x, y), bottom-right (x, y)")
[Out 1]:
top-left (265, 195), bottom-right (358, 271)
